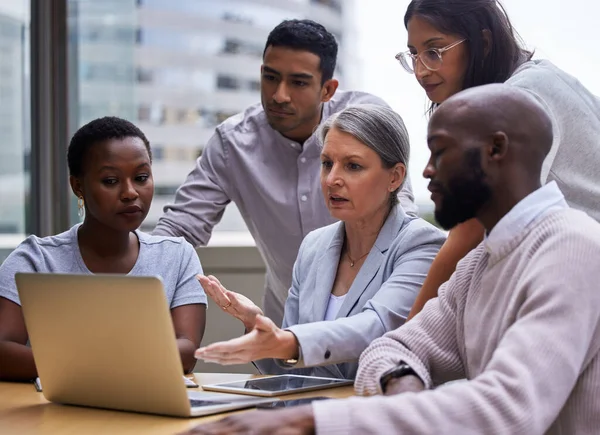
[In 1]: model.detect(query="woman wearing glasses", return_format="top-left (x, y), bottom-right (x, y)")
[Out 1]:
top-left (396, 0), bottom-right (600, 319)
top-left (399, 0), bottom-right (600, 320)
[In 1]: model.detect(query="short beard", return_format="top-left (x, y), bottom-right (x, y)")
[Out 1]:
top-left (434, 149), bottom-right (492, 230)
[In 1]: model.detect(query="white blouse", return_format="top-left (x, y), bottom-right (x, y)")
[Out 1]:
top-left (324, 293), bottom-right (347, 321)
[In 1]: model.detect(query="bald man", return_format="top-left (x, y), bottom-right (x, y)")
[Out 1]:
top-left (181, 84), bottom-right (600, 434)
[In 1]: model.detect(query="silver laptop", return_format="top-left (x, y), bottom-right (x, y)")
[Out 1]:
top-left (16, 273), bottom-right (277, 417)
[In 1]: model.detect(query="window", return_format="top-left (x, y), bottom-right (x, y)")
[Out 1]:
top-left (0, 8), bottom-right (29, 242)
top-left (136, 67), bottom-right (153, 83)
top-left (217, 74), bottom-right (239, 90)
top-left (138, 28), bottom-right (222, 55)
top-left (311, 0), bottom-right (342, 13)
top-left (153, 145), bottom-right (164, 161)
top-left (154, 185), bottom-right (179, 196)
top-left (222, 38), bottom-right (262, 57)
top-left (67, 0), bottom-right (317, 238)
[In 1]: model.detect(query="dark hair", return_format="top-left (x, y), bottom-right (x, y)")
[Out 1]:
top-left (264, 19), bottom-right (338, 84)
top-left (405, 0), bottom-right (532, 114)
top-left (67, 116), bottom-right (152, 178)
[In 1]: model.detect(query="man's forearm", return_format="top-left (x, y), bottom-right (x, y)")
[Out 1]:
top-left (407, 219), bottom-right (484, 320)
top-left (384, 375), bottom-right (425, 396)
top-left (0, 341), bottom-right (37, 381)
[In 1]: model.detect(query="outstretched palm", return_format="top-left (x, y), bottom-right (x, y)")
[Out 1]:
top-left (197, 274), bottom-right (263, 331)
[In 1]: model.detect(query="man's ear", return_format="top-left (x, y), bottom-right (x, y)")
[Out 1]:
top-left (321, 78), bottom-right (339, 103)
top-left (390, 163), bottom-right (407, 192)
top-left (482, 29), bottom-right (492, 58)
top-left (489, 132), bottom-right (509, 161)
top-left (69, 175), bottom-right (83, 198)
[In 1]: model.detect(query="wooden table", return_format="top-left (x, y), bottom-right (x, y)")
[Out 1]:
top-left (0, 373), bottom-right (354, 434)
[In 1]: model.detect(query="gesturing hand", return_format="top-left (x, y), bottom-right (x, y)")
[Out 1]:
top-left (195, 315), bottom-right (299, 365)
top-left (197, 274), bottom-right (263, 331)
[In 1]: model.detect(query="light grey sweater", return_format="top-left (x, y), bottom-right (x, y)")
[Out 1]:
top-left (507, 59), bottom-right (600, 222)
top-left (313, 196), bottom-right (600, 433)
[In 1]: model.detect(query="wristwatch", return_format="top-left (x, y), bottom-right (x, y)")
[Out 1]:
top-left (379, 362), bottom-right (419, 393)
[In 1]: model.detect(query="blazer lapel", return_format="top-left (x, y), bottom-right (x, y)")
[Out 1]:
top-left (336, 206), bottom-right (406, 319)
top-left (312, 222), bottom-right (345, 323)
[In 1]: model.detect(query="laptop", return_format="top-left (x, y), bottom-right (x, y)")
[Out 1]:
top-left (16, 273), bottom-right (277, 417)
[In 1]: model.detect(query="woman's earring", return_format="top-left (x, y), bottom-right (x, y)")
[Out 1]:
top-left (77, 196), bottom-right (85, 218)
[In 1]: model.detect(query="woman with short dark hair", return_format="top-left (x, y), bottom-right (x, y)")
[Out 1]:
top-left (0, 117), bottom-right (207, 380)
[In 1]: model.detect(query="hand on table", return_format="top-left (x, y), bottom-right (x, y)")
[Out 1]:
top-left (197, 274), bottom-right (263, 331)
top-left (177, 405), bottom-right (316, 435)
top-left (195, 315), bottom-right (298, 365)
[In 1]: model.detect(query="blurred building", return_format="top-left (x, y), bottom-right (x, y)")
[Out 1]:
top-left (70, 0), bottom-right (351, 233)
top-left (0, 10), bottom-right (27, 234)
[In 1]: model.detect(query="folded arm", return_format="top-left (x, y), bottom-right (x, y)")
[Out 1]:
top-left (316, 232), bottom-right (600, 434)
top-left (354, 257), bottom-right (467, 396)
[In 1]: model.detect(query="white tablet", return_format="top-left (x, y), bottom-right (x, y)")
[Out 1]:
top-left (201, 375), bottom-right (353, 397)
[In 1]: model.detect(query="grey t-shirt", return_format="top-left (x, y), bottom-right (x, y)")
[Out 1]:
top-left (0, 224), bottom-right (207, 308)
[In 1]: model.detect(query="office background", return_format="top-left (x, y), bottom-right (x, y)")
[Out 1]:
top-left (0, 0), bottom-right (356, 374)
top-left (1, 0), bottom-right (598, 372)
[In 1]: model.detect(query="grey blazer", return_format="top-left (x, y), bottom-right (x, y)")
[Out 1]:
top-left (254, 205), bottom-right (446, 379)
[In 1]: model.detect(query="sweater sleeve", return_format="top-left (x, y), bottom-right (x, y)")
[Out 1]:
top-left (314, 229), bottom-right (600, 434)
top-left (353, 245), bottom-right (477, 396)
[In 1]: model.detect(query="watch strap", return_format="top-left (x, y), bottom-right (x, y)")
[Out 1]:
top-left (380, 362), bottom-right (419, 393)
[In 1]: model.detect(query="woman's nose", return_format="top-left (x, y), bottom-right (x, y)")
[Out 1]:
top-left (326, 166), bottom-right (343, 186)
top-left (415, 57), bottom-right (431, 80)
top-left (121, 181), bottom-right (139, 200)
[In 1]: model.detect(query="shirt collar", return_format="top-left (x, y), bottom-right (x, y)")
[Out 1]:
top-left (484, 181), bottom-right (568, 251)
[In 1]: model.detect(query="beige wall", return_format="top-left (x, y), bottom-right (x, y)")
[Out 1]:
top-left (193, 245), bottom-right (266, 374)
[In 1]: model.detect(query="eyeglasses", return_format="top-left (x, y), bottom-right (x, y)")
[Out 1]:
top-left (395, 39), bottom-right (466, 73)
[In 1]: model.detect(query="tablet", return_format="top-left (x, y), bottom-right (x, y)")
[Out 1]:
top-left (201, 375), bottom-right (353, 397)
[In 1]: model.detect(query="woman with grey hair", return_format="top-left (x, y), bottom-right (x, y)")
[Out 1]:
top-left (195, 104), bottom-right (445, 379)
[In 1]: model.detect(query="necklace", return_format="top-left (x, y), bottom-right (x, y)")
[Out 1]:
top-left (346, 250), bottom-right (369, 267)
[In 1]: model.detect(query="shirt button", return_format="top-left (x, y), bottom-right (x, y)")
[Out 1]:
top-left (324, 350), bottom-right (331, 359)
top-left (301, 195), bottom-right (308, 202)
top-left (300, 157), bottom-right (306, 163)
